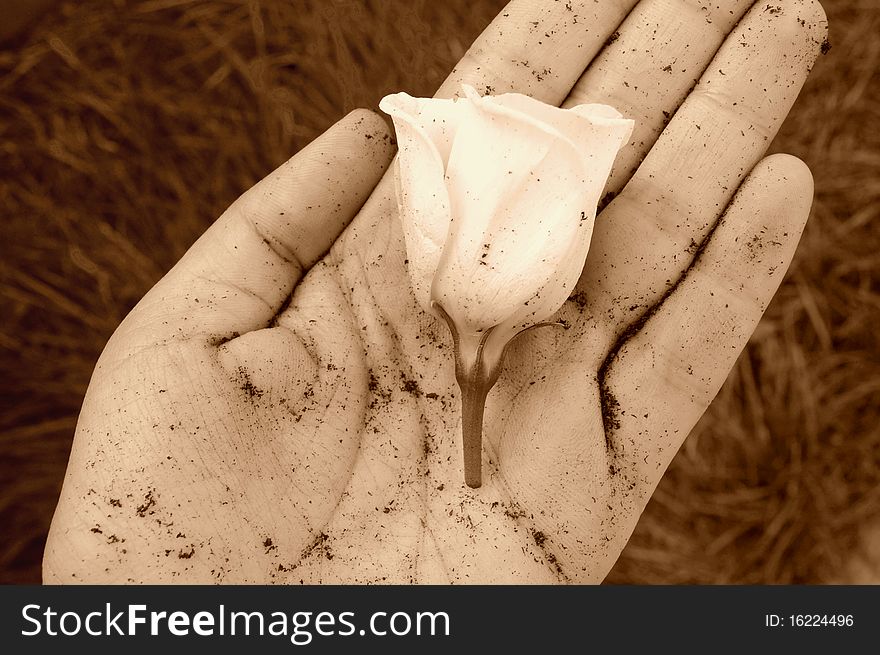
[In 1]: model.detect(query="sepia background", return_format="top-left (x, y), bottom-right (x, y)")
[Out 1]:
top-left (1, 0), bottom-right (877, 584)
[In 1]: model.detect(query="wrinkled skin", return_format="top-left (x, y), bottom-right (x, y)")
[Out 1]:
top-left (45, 0), bottom-right (826, 583)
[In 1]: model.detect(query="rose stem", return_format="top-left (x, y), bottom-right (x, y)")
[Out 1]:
top-left (459, 376), bottom-right (490, 488)
top-left (433, 303), bottom-right (500, 488)
top-left (434, 303), bottom-right (562, 487)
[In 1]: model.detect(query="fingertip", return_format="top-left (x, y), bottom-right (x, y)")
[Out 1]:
top-left (757, 151), bottom-right (813, 185)
top-left (338, 108), bottom-right (397, 161)
top-left (784, 0), bottom-right (830, 71)
top-left (798, 0), bottom-right (829, 43)
top-left (772, 0), bottom-right (828, 40)
top-left (751, 153), bottom-right (814, 216)
top-left (435, 0), bottom-right (638, 103)
top-left (344, 106), bottom-right (389, 130)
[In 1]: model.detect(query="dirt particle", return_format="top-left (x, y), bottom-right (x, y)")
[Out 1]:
top-left (568, 290), bottom-right (588, 310)
top-left (135, 490), bottom-right (156, 517)
top-left (600, 387), bottom-right (622, 441)
top-left (597, 190), bottom-right (617, 213)
top-left (237, 366), bottom-right (264, 399)
top-left (368, 372), bottom-right (392, 409)
top-left (300, 531), bottom-right (333, 562)
top-left (532, 530), bottom-right (547, 547)
top-left (210, 331), bottom-right (240, 347)
top-left (399, 372), bottom-right (422, 397)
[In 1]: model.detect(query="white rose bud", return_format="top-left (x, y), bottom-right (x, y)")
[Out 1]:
top-left (380, 85), bottom-right (633, 487)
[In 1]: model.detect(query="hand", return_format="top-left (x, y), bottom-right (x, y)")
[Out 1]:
top-left (44, 0), bottom-right (826, 583)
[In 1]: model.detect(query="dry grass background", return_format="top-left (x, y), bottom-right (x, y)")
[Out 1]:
top-left (0, 0), bottom-right (877, 584)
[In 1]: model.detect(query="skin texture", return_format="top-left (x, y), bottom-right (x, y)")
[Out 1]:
top-left (44, 0), bottom-right (827, 583)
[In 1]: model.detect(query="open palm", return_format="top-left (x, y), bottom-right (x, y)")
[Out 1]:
top-left (45, 0), bottom-right (826, 583)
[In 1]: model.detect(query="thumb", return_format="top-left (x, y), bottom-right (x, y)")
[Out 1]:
top-left (128, 109), bottom-right (394, 347)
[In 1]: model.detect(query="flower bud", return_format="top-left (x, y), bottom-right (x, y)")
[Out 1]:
top-left (380, 85), bottom-right (633, 487)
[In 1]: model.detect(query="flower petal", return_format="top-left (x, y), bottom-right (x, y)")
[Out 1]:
top-left (379, 92), bottom-right (465, 308)
top-left (494, 104), bottom-right (632, 333)
top-left (487, 91), bottom-right (634, 213)
top-left (431, 87), bottom-right (593, 333)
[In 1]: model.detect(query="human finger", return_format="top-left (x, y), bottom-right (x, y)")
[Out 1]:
top-left (435, 0), bottom-right (639, 103)
top-left (563, 0), bottom-right (755, 193)
top-left (601, 154), bottom-right (813, 482)
top-left (131, 109), bottom-right (394, 345)
top-left (575, 0), bottom-right (826, 346)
